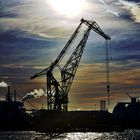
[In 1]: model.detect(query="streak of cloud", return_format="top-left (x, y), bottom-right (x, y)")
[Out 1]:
top-left (98, 0), bottom-right (119, 16)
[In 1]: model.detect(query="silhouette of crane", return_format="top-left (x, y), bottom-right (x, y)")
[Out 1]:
top-left (31, 19), bottom-right (111, 111)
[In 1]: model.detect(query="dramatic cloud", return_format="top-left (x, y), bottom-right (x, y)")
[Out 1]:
top-left (119, 0), bottom-right (140, 23)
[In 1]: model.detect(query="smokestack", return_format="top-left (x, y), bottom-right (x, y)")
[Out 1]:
top-left (14, 89), bottom-right (16, 102)
top-left (6, 86), bottom-right (11, 102)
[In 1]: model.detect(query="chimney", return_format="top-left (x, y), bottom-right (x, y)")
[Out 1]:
top-left (14, 89), bottom-right (16, 102)
top-left (6, 86), bottom-right (11, 102)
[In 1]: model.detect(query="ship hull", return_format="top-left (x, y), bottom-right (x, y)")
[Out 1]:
top-left (31, 110), bottom-right (124, 132)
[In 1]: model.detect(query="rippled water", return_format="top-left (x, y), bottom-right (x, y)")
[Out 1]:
top-left (0, 130), bottom-right (140, 140)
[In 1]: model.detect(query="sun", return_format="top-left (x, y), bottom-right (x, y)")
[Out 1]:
top-left (47, 0), bottom-right (86, 17)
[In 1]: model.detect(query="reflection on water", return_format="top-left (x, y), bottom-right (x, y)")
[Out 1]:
top-left (0, 130), bottom-right (140, 140)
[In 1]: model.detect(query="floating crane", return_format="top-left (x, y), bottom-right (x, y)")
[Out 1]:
top-left (31, 19), bottom-right (111, 111)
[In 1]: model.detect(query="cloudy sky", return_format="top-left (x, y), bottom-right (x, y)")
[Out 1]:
top-left (0, 0), bottom-right (140, 111)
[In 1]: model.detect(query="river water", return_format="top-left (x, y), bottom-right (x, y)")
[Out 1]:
top-left (0, 130), bottom-right (140, 140)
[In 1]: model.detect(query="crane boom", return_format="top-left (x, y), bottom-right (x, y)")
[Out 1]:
top-left (60, 27), bottom-right (91, 111)
top-left (31, 19), bottom-right (110, 80)
top-left (31, 19), bottom-right (111, 111)
top-left (31, 21), bottom-right (83, 80)
top-left (62, 27), bottom-right (91, 99)
top-left (49, 21), bottom-right (83, 71)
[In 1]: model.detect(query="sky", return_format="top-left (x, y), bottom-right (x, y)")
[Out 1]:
top-left (0, 0), bottom-right (140, 111)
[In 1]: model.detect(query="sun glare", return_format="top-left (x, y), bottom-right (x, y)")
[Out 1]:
top-left (48, 0), bottom-right (86, 17)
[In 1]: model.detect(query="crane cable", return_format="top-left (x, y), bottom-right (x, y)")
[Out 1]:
top-left (105, 40), bottom-right (111, 108)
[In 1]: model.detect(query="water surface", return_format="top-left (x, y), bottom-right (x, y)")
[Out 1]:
top-left (0, 130), bottom-right (140, 140)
